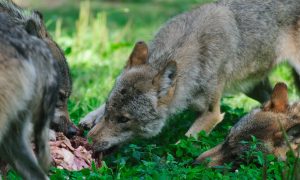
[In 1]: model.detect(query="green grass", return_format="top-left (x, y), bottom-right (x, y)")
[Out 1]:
top-left (7, 0), bottom-right (300, 179)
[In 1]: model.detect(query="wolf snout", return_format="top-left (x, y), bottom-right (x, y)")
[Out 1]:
top-left (66, 125), bottom-right (82, 138)
top-left (58, 115), bottom-right (82, 138)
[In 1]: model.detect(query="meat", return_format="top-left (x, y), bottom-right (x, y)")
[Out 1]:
top-left (50, 132), bottom-right (101, 171)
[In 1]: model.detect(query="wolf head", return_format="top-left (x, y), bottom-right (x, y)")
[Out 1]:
top-left (26, 11), bottom-right (79, 138)
top-left (0, 0), bottom-right (79, 137)
top-left (195, 83), bottom-right (300, 167)
top-left (88, 41), bottom-right (178, 153)
top-left (30, 12), bottom-right (80, 138)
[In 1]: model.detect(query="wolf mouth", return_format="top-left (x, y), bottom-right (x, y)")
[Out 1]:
top-left (92, 145), bottom-right (119, 165)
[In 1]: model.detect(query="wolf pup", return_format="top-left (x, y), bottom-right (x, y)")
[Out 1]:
top-left (0, 0), bottom-right (79, 138)
top-left (195, 82), bottom-right (300, 167)
top-left (0, 1), bottom-right (59, 179)
top-left (80, 0), bottom-right (300, 157)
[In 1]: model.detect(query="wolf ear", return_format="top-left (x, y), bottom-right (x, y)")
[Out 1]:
top-left (263, 82), bottom-right (288, 113)
top-left (153, 61), bottom-right (177, 103)
top-left (34, 10), bottom-right (44, 20)
top-left (25, 19), bottom-right (40, 37)
top-left (126, 41), bottom-right (148, 69)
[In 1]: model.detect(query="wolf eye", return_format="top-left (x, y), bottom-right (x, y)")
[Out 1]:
top-left (59, 91), bottom-right (67, 101)
top-left (117, 117), bottom-right (130, 123)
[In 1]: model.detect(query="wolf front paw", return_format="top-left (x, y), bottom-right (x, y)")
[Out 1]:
top-left (79, 105), bottom-right (105, 130)
top-left (79, 113), bottom-right (97, 130)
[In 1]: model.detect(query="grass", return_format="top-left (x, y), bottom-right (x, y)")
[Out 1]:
top-left (6, 0), bottom-right (300, 179)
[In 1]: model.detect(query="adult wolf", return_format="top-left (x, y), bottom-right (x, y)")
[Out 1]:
top-left (80, 0), bottom-right (300, 157)
top-left (0, 0), bottom-right (74, 178)
top-left (0, 5), bottom-right (57, 180)
top-left (0, 0), bottom-right (79, 138)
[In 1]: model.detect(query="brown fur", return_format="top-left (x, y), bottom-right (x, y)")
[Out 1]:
top-left (126, 41), bottom-right (149, 68)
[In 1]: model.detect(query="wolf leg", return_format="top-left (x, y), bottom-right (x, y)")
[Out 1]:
top-left (185, 97), bottom-right (224, 138)
top-left (35, 82), bottom-right (58, 173)
top-left (79, 104), bottom-right (105, 130)
top-left (34, 123), bottom-right (50, 174)
top-left (0, 118), bottom-right (48, 180)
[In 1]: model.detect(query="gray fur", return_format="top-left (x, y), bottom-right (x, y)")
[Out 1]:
top-left (0, 0), bottom-right (60, 179)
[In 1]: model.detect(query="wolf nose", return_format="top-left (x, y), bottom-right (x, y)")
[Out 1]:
top-left (66, 126), bottom-right (79, 138)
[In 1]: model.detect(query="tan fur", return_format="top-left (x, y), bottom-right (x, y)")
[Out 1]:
top-left (263, 83), bottom-right (288, 113)
top-left (186, 86), bottom-right (224, 137)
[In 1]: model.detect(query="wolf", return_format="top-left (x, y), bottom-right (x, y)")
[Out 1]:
top-left (0, 1), bottom-right (58, 179)
top-left (0, 0), bottom-right (76, 178)
top-left (194, 82), bottom-right (300, 167)
top-left (80, 0), bottom-right (300, 157)
top-left (0, 0), bottom-right (79, 138)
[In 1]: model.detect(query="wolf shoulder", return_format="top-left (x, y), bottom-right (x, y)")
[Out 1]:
top-left (0, 13), bottom-right (57, 75)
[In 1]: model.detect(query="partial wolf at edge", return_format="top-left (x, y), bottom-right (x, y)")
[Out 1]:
top-left (0, 0), bottom-right (81, 138)
top-left (0, 7), bottom-right (57, 180)
top-left (0, 0), bottom-right (76, 179)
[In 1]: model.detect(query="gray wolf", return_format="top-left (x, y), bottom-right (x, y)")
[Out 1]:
top-left (0, 0), bottom-right (79, 138)
top-left (80, 0), bottom-right (300, 159)
top-left (0, 0), bottom-right (64, 178)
